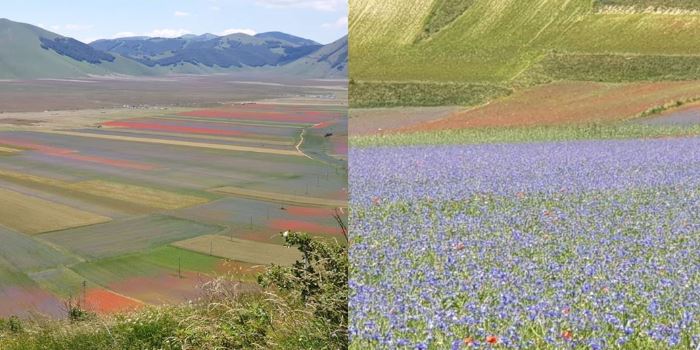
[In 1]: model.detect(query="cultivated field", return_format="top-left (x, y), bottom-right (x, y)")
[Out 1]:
top-left (0, 188), bottom-right (110, 235)
top-left (401, 81), bottom-right (700, 131)
top-left (0, 77), bottom-right (347, 317)
top-left (348, 1), bottom-right (700, 348)
top-left (212, 186), bottom-right (347, 208)
top-left (172, 235), bottom-right (302, 266)
top-left (350, 135), bottom-right (700, 349)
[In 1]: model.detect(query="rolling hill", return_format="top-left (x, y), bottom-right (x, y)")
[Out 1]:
top-left (0, 18), bottom-right (347, 79)
top-left (0, 18), bottom-right (153, 79)
top-left (280, 36), bottom-right (348, 78)
top-left (349, 0), bottom-right (700, 83)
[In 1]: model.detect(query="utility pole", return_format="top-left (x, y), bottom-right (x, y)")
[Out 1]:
top-left (82, 280), bottom-right (87, 308)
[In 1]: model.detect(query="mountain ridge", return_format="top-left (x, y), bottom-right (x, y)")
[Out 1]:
top-left (0, 18), bottom-right (347, 79)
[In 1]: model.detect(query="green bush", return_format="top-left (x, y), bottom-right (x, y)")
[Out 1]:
top-left (259, 232), bottom-right (348, 347)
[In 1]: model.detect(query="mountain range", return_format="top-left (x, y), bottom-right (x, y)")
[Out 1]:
top-left (0, 18), bottom-right (347, 79)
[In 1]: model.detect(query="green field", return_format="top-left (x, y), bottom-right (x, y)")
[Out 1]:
top-left (70, 246), bottom-right (225, 285)
top-left (0, 227), bottom-right (79, 273)
top-left (39, 215), bottom-right (223, 259)
top-left (350, 0), bottom-right (700, 106)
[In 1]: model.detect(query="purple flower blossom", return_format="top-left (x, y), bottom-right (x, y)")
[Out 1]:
top-left (350, 137), bottom-right (700, 348)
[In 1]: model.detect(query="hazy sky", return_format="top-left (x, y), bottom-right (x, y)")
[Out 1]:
top-left (1, 0), bottom-right (347, 44)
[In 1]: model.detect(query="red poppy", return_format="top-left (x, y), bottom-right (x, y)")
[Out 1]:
top-left (562, 307), bottom-right (571, 316)
top-left (454, 242), bottom-right (466, 251)
top-left (486, 335), bottom-right (498, 344)
top-left (562, 330), bottom-right (573, 341)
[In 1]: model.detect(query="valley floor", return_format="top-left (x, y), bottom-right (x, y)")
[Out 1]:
top-left (0, 76), bottom-right (348, 318)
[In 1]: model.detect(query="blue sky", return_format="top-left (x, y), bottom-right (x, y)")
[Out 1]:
top-left (1, 0), bottom-right (347, 44)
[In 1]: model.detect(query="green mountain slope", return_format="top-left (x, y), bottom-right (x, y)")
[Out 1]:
top-left (0, 18), bottom-right (153, 79)
top-left (280, 36), bottom-right (348, 78)
top-left (350, 0), bottom-right (700, 83)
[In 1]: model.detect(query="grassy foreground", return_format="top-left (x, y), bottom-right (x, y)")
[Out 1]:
top-left (0, 233), bottom-right (348, 350)
top-left (350, 123), bottom-right (700, 148)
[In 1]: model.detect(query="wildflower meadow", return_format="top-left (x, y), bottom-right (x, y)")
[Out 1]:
top-left (349, 137), bottom-right (700, 349)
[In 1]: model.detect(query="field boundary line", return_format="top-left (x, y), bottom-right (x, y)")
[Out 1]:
top-left (211, 186), bottom-right (347, 208)
top-left (37, 130), bottom-right (303, 157)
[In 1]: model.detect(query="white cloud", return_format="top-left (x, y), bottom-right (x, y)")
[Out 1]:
top-left (209, 6), bottom-right (221, 11)
top-left (112, 31), bottom-right (138, 38)
top-left (145, 28), bottom-right (192, 38)
top-left (174, 11), bottom-right (190, 17)
top-left (322, 16), bottom-right (347, 29)
top-left (254, 0), bottom-right (344, 11)
top-left (49, 24), bottom-right (94, 32)
top-left (219, 28), bottom-right (257, 36)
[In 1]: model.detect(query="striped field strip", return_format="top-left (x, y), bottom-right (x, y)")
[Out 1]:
top-left (93, 128), bottom-right (294, 146)
top-left (36, 130), bottom-right (303, 157)
top-left (151, 115), bottom-right (310, 128)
